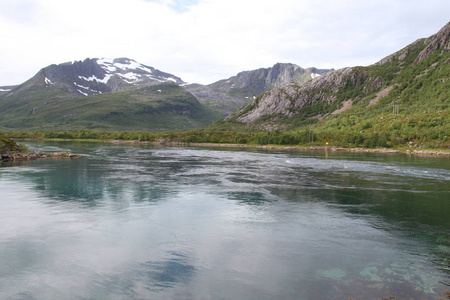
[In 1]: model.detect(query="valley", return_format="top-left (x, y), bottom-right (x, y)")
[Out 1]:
top-left (1, 23), bottom-right (449, 149)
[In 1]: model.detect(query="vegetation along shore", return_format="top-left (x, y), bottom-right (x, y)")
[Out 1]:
top-left (0, 133), bottom-right (80, 162)
top-left (4, 130), bottom-right (449, 157)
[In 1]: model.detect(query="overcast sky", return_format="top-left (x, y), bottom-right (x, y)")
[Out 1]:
top-left (0, 0), bottom-right (449, 86)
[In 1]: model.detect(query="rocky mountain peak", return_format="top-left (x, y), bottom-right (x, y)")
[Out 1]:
top-left (209, 63), bottom-right (333, 98)
top-left (413, 21), bottom-right (450, 65)
top-left (32, 58), bottom-right (184, 96)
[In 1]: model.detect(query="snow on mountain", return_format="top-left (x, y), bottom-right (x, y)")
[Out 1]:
top-left (88, 58), bottom-right (183, 86)
top-left (34, 58), bottom-right (184, 97)
top-left (44, 77), bottom-right (53, 85)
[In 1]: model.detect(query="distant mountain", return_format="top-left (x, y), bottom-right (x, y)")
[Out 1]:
top-left (225, 22), bottom-right (450, 134)
top-left (185, 63), bottom-right (332, 116)
top-left (8, 58), bottom-right (184, 98)
top-left (0, 59), bottom-right (332, 131)
top-left (209, 63), bottom-right (331, 97)
top-left (0, 58), bottom-right (220, 131)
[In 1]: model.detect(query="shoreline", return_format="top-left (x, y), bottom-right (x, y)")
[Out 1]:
top-left (1, 151), bottom-right (81, 162)
top-left (12, 138), bottom-right (450, 156)
top-left (153, 142), bottom-right (450, 156)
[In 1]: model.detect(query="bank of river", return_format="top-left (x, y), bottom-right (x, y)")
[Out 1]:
top-left (12, 138), bottom-right (450, 157)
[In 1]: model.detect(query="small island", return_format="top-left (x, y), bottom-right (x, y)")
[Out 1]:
top-left (1, 134), bottom-right (80, 162)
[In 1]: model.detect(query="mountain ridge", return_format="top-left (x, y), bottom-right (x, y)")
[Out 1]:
top-left (7, 58), bottom-right (184, 98)
top-left (184, 63), bottom-right (332, 116)
top-left (0, 60), bottom-right (331, 131)
top-left (225, 22), bottom-right (449, 129)
top-left (2, 22), bottom-right (447, 139)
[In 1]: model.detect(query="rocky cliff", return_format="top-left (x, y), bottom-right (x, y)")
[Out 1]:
top-left (185, 63), bottom-right (332, 116)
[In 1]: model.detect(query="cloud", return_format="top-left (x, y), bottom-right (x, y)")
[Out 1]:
top-left (0, 0), bottom-right (449, 85)
top-left (144, 0), bottom-right (199, 13)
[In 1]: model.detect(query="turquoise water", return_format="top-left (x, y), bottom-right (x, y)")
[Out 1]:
top-left (0, 142), bottom-right (449, 299)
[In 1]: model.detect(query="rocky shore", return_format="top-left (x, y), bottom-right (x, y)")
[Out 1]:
top-left (150, 141), bottom-right (450, 156)
top-left (1, 151), bottom-right (81, 162)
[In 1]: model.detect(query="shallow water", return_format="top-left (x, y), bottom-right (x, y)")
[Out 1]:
top-left (0, 142), bottom-right (449, 299)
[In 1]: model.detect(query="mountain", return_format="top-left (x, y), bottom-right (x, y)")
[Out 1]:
top-left (209, 63), bottom-right (331, 98)
top-left (224, 22), bottom-right (449, 147)
top-left (185, 63), bottom-right (332, 116)
top-left (0, 59), bottom-right (332, 131)
top-left (0, 58), bottom-right (223, 131)
top-left (9, 57), bottom-right (184, 97)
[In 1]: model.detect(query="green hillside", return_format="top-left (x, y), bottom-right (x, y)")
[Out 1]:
top-left (312, 43), bottom-right (449, 148)
top-left (0, 82), bottom-right (220, 131)
top-left (216, 23), bottom-right (450, 148)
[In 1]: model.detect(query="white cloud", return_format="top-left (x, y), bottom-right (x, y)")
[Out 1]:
top-left (0, 0), bottom-right (449, 85)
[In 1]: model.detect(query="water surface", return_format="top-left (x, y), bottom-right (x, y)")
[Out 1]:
top-left (0, 142), bottom-right (449, 299)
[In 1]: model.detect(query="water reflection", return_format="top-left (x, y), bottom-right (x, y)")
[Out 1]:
top-left (0, 142), bottom-right (449, 299)
top-left (93, 252), bottom-right (196, 298)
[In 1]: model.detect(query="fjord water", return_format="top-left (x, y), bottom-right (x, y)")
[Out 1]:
top-left (1, 142), bottom-right (449, 300)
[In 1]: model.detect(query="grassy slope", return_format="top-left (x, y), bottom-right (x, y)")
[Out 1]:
top-left (211, 38), bottom-right (450, 148)
top-left (0, 83), bottom-right (220, 131)
top-left (312, 42), bottom-right (450, 148)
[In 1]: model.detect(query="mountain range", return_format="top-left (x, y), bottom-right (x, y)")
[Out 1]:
top-left (0, 22), bottom-right (448, 141)
top-left (0, 58), bottom-right (331, 131)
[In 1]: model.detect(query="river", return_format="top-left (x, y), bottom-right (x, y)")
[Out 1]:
top-left (0, 141), bottom-right (449, 299)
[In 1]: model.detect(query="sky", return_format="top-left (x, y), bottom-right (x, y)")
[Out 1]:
top-left (0, 0), bottom-right (449, 86)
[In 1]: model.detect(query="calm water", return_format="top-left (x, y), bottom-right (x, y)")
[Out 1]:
top-left (0, 142), bottom-right (449, 300)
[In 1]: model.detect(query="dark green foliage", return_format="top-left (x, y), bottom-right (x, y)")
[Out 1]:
top-left (0, 132), bottom-right (24, 154)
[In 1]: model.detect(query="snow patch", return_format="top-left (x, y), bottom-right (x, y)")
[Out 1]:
top-left (79, 74), bottom-right (111, 84)
top-left (116, 61), bottom-right (141, 71)
top-left (0, 88), bottom-right (11, 92)
top-left (73, 82), bottom-right (89, 90)
top-left (94, 58), bottom-right (178, 85)
top-left (98, 58), bottom-right (153, 74)
top-left (165, 77), bottom-right (177, 83)
top-left (119, 72), bottom-right (141, 82)
top-left (77, 89), bottom-right (88, 96)
top-left (137, 65), bottom-right (154, 74)
top-left (311, 73), bottom-right (321, 79)
top-left (145, 74), bottom-right (164, 82)
top-left (98, 60), bottom-right (117, 72)
top-left (73, 82), bottom-right (101, 94)
top-left (45, 77), bottom-right (53, 85)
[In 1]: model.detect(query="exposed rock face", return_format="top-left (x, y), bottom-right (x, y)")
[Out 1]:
top-left (186, 63), bottom-right (333, 116)
top-left (210, 63), bottom-right (332, 97)
top-left (414, 21), bottom-right (450, 65)
top-left (228, 67), bottom-right (373, 123)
